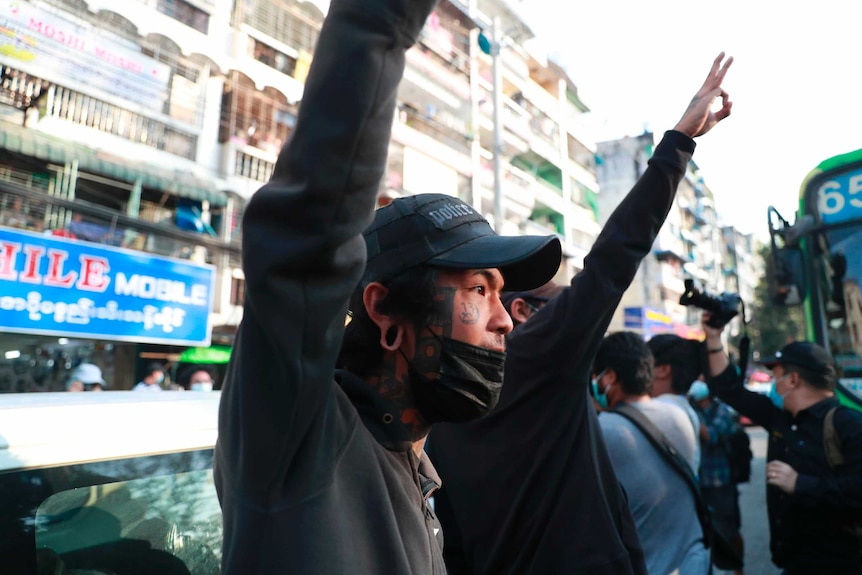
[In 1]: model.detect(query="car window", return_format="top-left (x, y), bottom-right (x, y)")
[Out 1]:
top-left (1, 449), bottom-right (221, 575)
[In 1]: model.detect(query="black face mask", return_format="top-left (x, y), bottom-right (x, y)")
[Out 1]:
top-left (408, 336), bottom-right (506, 424)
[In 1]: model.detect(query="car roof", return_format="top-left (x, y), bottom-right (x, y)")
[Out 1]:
top-left (0, 391), bottom-right (220, 472)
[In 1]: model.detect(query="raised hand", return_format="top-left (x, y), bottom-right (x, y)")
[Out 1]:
top-left (674, 52), bottom-right (733, 138)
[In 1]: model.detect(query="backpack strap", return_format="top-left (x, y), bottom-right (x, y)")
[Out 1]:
top-left (613, 403), bottom-right (713, 549)
top-left (824, 406), bottom-right (845, 468)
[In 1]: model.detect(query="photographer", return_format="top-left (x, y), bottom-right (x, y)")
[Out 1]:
top-left (649, 280), bottom-right (745, 475)
top-left (707, 329), bottom-right (862, 575)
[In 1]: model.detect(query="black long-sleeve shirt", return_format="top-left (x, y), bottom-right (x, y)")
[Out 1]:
top-left (426, 131), bottom-right (695, 575)
top-left (710, 364), bottom-right (862, 574)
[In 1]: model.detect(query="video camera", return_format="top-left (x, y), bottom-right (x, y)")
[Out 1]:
top-left (679, 279), bottom-right (741, 329)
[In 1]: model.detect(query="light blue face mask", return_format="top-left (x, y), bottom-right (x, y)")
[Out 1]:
top-left (688, 380), bottom-right (710, 402)
top-left (768, 374), bottom-right (791, 411)
top-left (591, 370), bottom-right (610, 409)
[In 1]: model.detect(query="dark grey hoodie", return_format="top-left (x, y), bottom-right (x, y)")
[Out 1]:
top-left (214, 0), bottom-right (444, 573)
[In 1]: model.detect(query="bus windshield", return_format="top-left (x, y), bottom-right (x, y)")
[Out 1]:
top-left (816, 226), bottom-right (862, 382)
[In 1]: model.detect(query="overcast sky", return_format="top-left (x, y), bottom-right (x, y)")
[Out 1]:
top-left (518, 0), bottom-right (862, 240)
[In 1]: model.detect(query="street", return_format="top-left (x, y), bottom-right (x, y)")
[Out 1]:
top-left (716, 426), bottom-right (780, 575)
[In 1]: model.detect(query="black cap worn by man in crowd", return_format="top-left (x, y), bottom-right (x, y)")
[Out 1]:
top-left (761, 341), bottom-right (837, 380)
top-left (363, 194), bottom-right (561, 291)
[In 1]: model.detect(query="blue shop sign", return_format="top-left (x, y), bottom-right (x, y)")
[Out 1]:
top-left (623, 307), bottom-right (644, 329)
top-left (0, 228), bottom-right (215, 346)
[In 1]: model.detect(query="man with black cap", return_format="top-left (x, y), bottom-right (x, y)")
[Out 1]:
top-left (425, 52), bottom-right (734, 575)
top-left (706, 324), bottom-right (862, 575)
top-left (213, 1), bottom-right (561, 573)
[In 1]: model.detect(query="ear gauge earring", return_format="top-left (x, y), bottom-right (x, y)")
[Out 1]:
top-left (385, 327), bottom-right (398, 347)
top-left (381, 326), bottom-right (404, 351)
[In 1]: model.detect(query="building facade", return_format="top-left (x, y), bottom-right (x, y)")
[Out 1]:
top-left (0, 0), bottom-right (603, 391)
top-left (595, 132), bottom-right (761, 347)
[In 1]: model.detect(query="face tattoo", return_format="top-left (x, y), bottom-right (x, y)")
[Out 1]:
top-left (405, 287), bottom-right (505, 424)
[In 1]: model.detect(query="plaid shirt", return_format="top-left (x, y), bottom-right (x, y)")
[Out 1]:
top-left (695, 399), bottom-right (740, 487)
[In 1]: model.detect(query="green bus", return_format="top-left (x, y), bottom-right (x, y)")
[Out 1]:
top-left (767, 148), bottom-right (862, 410)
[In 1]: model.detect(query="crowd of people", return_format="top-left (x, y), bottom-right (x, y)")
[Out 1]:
top-left (211, 1), bottom-right (862, 574)
top-left (65, 361), bottom-right (219, 392)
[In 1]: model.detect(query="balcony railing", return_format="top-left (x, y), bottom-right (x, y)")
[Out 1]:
top-left (397, 104), bottom-right (471, 156)
top-left (0, 180), bottom-right (241, 271)
top-left (406, 47), bottom-right (470, 100)
top-left (235, 148), bottom-right (276, 183)
top-left (48, 85), bottom-right (198, 161)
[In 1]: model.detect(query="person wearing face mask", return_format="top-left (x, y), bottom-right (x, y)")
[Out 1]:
top-left (705, 316), bottom-right (862, 575)
top-left (132, 362), bottom-right (165, 392)
top-left (424, 50), bottom-right (734, 575)
top-left (688, 380), bottom-right (746, 575)
top-left (592, 332), bottom-right (709, 575)
top-left (66, 363), bottom-right (107, 392)
top-left (211, 1), bottom-right (563, 572)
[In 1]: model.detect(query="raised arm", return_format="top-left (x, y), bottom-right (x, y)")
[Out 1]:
top-left (508, 53), bottom-right (733, 381)
top-left (216, 0), bottom-right (437, 506)
top-left (702, 312), bottom-right (785, 429)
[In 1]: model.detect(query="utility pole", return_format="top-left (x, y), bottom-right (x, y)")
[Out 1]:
top-left (491, 17), bottom-right (504, 233)
top-left (479, 18), bottom-right (505, 233)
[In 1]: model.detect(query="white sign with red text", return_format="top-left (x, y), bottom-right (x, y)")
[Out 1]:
top-left (0, 0), bottom-right (171, 111)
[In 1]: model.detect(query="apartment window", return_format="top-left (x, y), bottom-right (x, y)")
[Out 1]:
top-left (157, 0), bottom-right (210, 34)
top-left (231, 276), bottom-right (246, 306)
top-left (242, 0), bottom-right (324, 55)
top-left (98, 10), bottom-right (139, 37)
top-left (41, 0), bottom-right (90, 18)
top-left (249, 38), bottom-right (297, 77)
top-left (141, 36), bottom-right (205, 126)
top-left (567, 135), bottom-right (595, 169)
top-left (219, 72), bottom-right (298, 156)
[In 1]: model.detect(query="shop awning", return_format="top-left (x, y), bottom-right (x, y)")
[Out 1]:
top-left (0, 124), bottom-right (228, 206)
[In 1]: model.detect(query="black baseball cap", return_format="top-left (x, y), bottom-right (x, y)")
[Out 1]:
top-left (363, 194), bottom-right (561, 291)
top-left (761, 341), bottom-right (835, 376)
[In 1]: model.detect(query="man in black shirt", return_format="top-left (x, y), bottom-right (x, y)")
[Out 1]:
top-left (426, 53), bottom-right (734, 575)
top-left (707, 323), bottom-right (862, 575)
